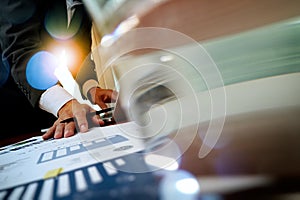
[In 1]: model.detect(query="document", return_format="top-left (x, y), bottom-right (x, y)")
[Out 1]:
top-left (0, 122), bottom-right (146, 190)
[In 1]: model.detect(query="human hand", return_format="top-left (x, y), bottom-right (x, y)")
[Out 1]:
top-left (42, 99), bottom-right (104, 140)
top-left (88, 87), bottom-right (118, 109)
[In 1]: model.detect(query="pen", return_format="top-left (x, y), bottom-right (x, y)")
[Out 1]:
top-left (60, 107), bottom-right (114, 123)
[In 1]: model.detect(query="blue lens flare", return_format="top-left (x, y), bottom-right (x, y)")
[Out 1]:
top-left (26, 51), bottom-right (58, 90)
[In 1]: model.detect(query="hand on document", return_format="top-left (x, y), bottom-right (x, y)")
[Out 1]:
top-left (42, 87), bottom-right (119, 140)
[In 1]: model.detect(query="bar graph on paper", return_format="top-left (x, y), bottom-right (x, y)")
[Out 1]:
top-left (0, 122), bottom-right (158, 200)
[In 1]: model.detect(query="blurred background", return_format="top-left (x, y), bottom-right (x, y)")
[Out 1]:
top-left (81, 0), bottom-right (300, 199)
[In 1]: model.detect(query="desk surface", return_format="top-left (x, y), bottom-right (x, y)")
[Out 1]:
top-left (0, 131), bottom-right (42, 148)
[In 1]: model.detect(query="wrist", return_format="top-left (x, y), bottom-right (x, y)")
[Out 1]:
top-left (39, 85), bottom-right (74, 117)
top-left (87, 86), bottom-right (100, 104)
top-left (58, 99), bottom-right (76, 117)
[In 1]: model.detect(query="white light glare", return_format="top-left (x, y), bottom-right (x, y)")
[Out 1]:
top-left (160, 55), bottom-right (174, 62)
top-left (54, 49), bottom-right (77, 97)
top-left (159, 170), bottom-right (200, 200)
top-left (101, 15), bottom-right (140, 47)
top-left (175, 178), bottom-right (200, 194)
top-left (52, 47), bottom-right (75, 67)
top-left (145, 154), bottom-right (179, 171)
top-left (60, 50), bottom-right (67, 67)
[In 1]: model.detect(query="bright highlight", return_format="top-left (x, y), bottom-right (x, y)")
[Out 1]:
top-left (145, 154), bottom-right (179, 171)
top-left (175, 178), bottom-right (200, 194)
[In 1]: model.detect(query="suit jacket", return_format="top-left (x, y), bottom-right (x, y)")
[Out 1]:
top-left (0, 0), bottom-right (97, 108)
top-left (0, 0), bottom-right (98, 136)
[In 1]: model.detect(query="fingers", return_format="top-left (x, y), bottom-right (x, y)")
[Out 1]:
top-left (73, 111), bottom-right (89, 133)
top-left (42, 125), bottom-right (56, 140)
top-left (96, 100), bottom-right (108, 109)
top-left (60, 122), bottom-right (76, 138)
top-left (43, 102), bottom-right (105, 140)
top-left (90, 88), bottom-right (118, 109)
top-left (91, 115), bottom-right (105, 126)
top-left (43, 92), bottom-right (116, 140)
top-left (42, 120), bottom-right (77, 140)
top-left (59, 100), bottom-right (91, 133)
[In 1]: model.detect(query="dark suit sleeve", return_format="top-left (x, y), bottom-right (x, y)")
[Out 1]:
top-left (71, 5), bottom-right (98, 99)
top-left (0, 0), bottom-right (47, 108)
top-left (0, 0), bottom-right (98, 106)
top-left (75, 53), bottom-right (98, 100)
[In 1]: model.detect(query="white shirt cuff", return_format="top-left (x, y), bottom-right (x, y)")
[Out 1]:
top-left (82, 79), bottom-right (99, 98)
top-left (39, 85), bottom-right (74, 117)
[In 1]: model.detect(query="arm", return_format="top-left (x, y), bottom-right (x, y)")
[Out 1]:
top-left (0, 0), bottom-right (48, 107)
top-left (75, 53), bottom-right (118, 108)
top-left (1, 0), bottom-right (117, 139)
top-left (0, 0), bottom-right (103, 139)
